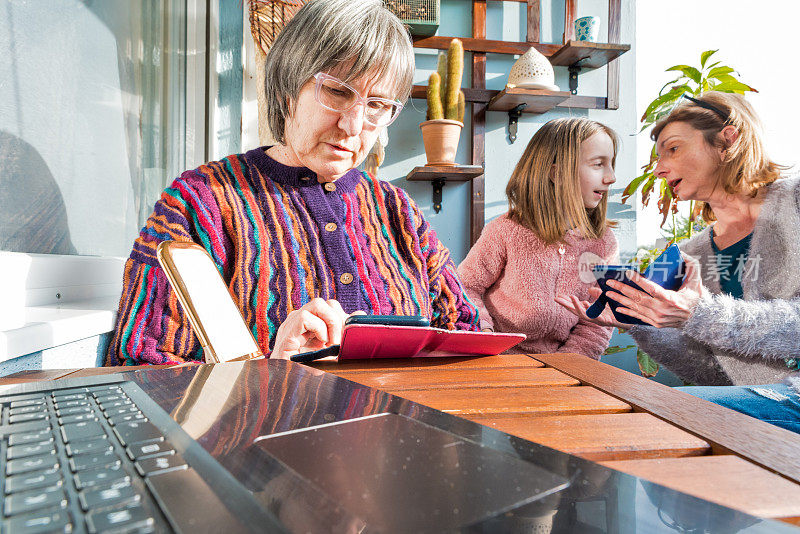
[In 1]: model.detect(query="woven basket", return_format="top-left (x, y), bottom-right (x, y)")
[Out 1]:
top-left (248, 0), bottom-right (306, 56)
top-left (248, 0), bottom-right (306, 145)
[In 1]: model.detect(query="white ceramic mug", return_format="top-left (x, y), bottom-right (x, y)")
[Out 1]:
top-left (574, 16), bottom-right (600, 42)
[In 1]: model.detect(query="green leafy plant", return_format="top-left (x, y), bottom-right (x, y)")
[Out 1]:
top-left (622, 50), bottom-right (758, 232)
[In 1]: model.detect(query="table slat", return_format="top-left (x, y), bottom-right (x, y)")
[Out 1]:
top-left (309, 353), bottom-right (542, 373)
top-left (385, 385), bottom-right (631, 416)
top-left (0, 368), bottom-right (80, 385)
top-left (601, 455), bottom-right (800, 519)
top-left (466, 412), bottom-right (711, 461)
top-left (333, 367), bottom-right (578, 391)
top-left (536, 353), bottom-right (800, 485)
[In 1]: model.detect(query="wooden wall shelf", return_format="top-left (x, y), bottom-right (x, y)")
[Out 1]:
top-left (411, 86), bottom-right (610, 111)
top-left (413, 35), bottom-right (559, 56)
top-left (414, 38), bottom-right (629, 70)
top-left (409, 42), bottom-right (630, 110)
top-left (487, 88), bottom-right (571, 114)
top-left (406, 165), bottom-right (484, 213)
top-left (406, 165), bottom-right (483, 182)
top-left (411, 85), bottom-right (493, 104)
top-left (549, 41), bottom-right (630, 69)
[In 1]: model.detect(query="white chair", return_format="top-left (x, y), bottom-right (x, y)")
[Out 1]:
top-left (156, 241), bottom-right (263, 363)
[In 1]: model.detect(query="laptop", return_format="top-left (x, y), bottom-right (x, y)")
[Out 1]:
top-left (0, 360), bottom-right (570, 533)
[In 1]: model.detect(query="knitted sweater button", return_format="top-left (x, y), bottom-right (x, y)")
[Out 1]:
top-left (340, 273), bottom-right (353, 284)
top-left (325, 222), bottom-right (337, 232)
top-left (324, 182), bottom-right (337, 192)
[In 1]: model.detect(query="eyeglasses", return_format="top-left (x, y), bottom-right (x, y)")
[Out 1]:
top-left (312, 72), bottom-right (404, 127)
top-left (680, 94), bottom-right (730, 123)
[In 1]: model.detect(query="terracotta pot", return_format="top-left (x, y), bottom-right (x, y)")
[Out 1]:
top-left (419, 119), bottom-right (463, 166)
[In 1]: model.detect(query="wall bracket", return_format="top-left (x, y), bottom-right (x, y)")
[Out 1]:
top-left (568, 65), bottom-right (581, 95)
top-left (432, 178), bottom-right (446, 213)
top-left (507, 103), bottom-right (528, 144)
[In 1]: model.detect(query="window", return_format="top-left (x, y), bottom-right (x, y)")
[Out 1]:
top-left (0, 0), bottom-right (193, 257)
top-left (0, 0), bottom-right (230, 359)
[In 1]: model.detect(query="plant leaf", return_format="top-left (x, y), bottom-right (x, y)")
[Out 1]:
top-left (622, 172), bottom-right (651, 203)
top-left (641, 85), bottom-right (687, 122)
top-left (641, 174), bottom-right (658, 206)
top-left (711, 78), bottom-right (757, 94)
top-left (665, 64), bottom-right (692, 72)
top-left (637, 349), bottom-right (660, 377)
top-left (657, 181), bottom-right (673, 227)
top-left (700, 49), bottom-right (718, 68)
top-left (603, 345), bottom-right (636, 355)
top-left (641, 84), bottom-right (692, 125)
top-left (707, 65), bottom-right (734, 79)
top-left (658, 77), bottom-right (682, 96)
top-left (665, 65), bottom-right (701, 84)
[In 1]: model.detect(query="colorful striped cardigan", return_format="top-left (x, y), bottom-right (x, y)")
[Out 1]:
top-left (107, 147), bottom-right (479, 365)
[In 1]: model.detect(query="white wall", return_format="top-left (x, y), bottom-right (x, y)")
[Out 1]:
top-left (635, 1), bottom-right (800, 247)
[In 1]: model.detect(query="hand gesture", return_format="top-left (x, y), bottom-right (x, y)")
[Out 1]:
top-left (271, 298), bottom-right (363, 359)
top-left (604, 254), bottom-right (705, 328)
top-left (555, 286), bottom-right (630, 329)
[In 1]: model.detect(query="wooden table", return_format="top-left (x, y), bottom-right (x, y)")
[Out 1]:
top-left (312, 353), bottom-right (800, 526)
top-left (4, 354), bottom-right (800, 525)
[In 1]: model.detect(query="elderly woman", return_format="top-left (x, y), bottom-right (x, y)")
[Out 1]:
top-left (107, 0), bottom-right (479, 365)
top-left (558, 92), bottom-right (800, 432)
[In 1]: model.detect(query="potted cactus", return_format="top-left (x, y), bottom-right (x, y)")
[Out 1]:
top-left (420, 39), bottom-right (465, 166)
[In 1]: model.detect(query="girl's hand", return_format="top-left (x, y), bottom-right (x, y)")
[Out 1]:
top-left (271, 299), bottom-right (362, 359)
top-left (605, 254), bottom-right (705, 329)
top-left (555, 287), bottom-right (629, 329)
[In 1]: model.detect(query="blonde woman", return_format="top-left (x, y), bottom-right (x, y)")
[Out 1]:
top-left (458, 117), bottom-right (619, 358)
top-left (560, 92), bottom-right (800, 433)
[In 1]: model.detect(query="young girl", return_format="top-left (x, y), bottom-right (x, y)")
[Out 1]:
top-left (457, 117), bottom-right (619, 359)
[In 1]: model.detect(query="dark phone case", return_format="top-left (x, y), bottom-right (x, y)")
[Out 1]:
top-left (586, 244), bottom-right (685, 326)
top-left (344, 315), bottom-right (430, 327)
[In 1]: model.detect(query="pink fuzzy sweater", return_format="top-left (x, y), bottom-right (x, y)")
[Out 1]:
top-left (457, 214), bottom-right (618, 359)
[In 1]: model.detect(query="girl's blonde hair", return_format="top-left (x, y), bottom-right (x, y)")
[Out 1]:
top-left (651, 91), bottom-right (786, 222)
top-left (506, 117), bottom-right (618, 244)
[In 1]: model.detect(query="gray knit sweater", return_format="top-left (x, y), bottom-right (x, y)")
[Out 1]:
top-left (628, 175), bottom-right (800, 392)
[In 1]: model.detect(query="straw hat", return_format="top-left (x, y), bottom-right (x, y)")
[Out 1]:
top-left (506, 47), bottom-right (559, 91)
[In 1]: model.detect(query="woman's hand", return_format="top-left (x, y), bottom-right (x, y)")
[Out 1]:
top-left (605, 254), bottom-right (705, 329)
top-left (555, 287), bottom-right (630, 329)
top-left (271, 298), bottom-right (362, 359)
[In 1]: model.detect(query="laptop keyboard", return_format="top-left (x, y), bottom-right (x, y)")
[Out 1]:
top-left (0, 380), bottom-right (269, 534)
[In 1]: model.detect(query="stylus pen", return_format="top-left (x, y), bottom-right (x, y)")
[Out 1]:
top-left (289, 345), bottom-right (341, 363)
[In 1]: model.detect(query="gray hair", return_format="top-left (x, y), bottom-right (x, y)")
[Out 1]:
top-left (264, 0), bottom-right (415, 143)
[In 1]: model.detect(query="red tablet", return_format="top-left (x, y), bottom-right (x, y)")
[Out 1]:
top-left (337, 324), bottom-right (526, 360)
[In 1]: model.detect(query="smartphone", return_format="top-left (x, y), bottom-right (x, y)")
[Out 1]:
top-left (344, 314), bottom-right (430, 327)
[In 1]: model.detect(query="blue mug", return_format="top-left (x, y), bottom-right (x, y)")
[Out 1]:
top-left (574, 16), bottom-right (600, 42)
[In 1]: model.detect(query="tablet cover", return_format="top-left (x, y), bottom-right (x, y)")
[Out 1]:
top-left (337, 325), bottom-right (526, 360)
